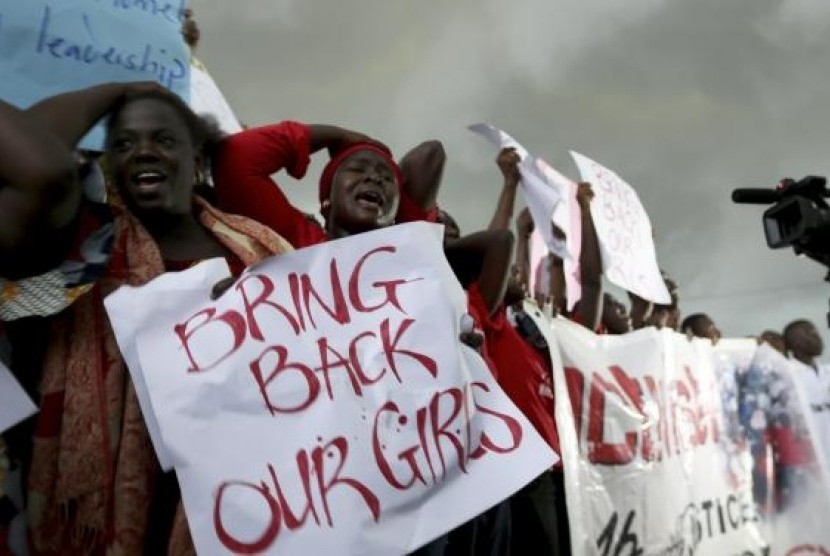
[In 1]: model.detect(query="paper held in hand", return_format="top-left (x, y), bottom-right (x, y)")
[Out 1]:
top-left (468, 123), bottom-right (575, 261)
top-left (569, 151), bottom-right (671, 304)
top-left (105, 222), bottom-right (556, 555)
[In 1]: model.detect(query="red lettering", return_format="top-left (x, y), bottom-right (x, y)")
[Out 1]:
top-left (427, 388), bottom-right (468, 477)
top-left (349, 331), bottom-right (386, 385)
top-left (267, 459), bottom-right (321, 530)
top-left (249, 345), bottom-right (319, 415)
top-left (587, 374), bottom-right (637, 465)
top-left (317, 337), bottom-right (363, 399)
top-left (609, 365), bottom-right (655, 461)
top-left (417, 406), bottom-right (438, 483)
top-left (236, 274), bottom-right (301, 339)
top-left (301, 259), bottom-right (351, 329)
top-left (469, 382), bottom-right (523, 458)
top-left (564, 367), bottom-right (585, 438)
top-left (312, 437), bottom-right (380, 526)
top-left (348, 246), bottom-right (419, 314)
top-left (214, 481), bottom-right (281, 553)
top-left (214, 437), bottom-right (381, 550)
top-left (380, 318), bottom-right (438, 381)
top-left (372, 402), bottom-right (427, 490)
top-left (287, 273), bottom-right (307, 333)
top-left (673, 378), bottom-right (693, 454)
top-left (175, 307), bottom-right (247, 373)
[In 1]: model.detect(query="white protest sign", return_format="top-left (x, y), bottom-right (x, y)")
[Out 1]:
top-left (569, 151), bottom-right (670, 304)
top-left (106, 222), bottom-right (556, 555)
top-left (468, 123), bottom-right (573, 260)
top-left (536, 158), bottom-right (583, 310)
top-left (544, 319), bottom-right (767, 555)
top-left (105, 258), bottom-right (234, 471)
top-left (0, 361), bottom-right (37, 433)
top-left (190, 60), bottom-right (243, 135)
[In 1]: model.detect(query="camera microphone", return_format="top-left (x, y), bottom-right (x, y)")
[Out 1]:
top-left (731, 188), bottom-right (783, 204)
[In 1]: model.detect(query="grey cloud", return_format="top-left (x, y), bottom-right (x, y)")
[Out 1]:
top-left (193, 0), bottom-right (830, 343)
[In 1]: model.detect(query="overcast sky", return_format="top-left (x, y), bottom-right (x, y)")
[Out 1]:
top-left (192, 0), bottom-right (830, 346)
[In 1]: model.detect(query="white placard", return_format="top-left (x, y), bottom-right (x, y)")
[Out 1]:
top-left (469, 123), bottom-right (573, 261)
top-left (0, 361), bottom-right (37, 433)
top-left (569, 151), bottom-right (670, 304)
top-left (106, 222), bottom-right (556, 555)
top-left (190, 61), bottom-right (243, 135)
top-left (536, 158), bottom-right (583, 310)
top-left (105, 258), bottom-right (234, 471)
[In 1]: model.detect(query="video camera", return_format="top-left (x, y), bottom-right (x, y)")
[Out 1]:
top-left (732, 176), bottom-right (830, 268)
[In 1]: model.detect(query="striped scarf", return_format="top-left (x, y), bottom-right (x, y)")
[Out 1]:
top-left (23, 197), bottom-right (291, 555)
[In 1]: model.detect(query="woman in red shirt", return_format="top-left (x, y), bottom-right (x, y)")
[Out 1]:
top-left (212, 122), bottom-right (443, 247)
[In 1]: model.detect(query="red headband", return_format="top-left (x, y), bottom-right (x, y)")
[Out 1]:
top-left (318, 143), bottom-right (404, 206)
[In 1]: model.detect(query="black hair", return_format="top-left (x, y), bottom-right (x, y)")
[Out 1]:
top-left (104, 89), bottom-right (225, 159)
top-left (783, 319), bottom-right (813, 350)
top-left (680, 313), bottom-right (709, 334)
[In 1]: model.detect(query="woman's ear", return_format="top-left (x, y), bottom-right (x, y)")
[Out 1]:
top-left (321, 199), bottom-right (332, 221)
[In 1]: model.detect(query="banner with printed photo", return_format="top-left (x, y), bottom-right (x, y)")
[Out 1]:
top-left (544, 319), bottom-right (768, 555)
top-left (105, 222), bottom-right (556, 555)
top-left (736, 345), bottom-right (830, 555)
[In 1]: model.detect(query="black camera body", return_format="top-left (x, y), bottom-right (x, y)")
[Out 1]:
top-left (733, 176), bottom-right (830, 267)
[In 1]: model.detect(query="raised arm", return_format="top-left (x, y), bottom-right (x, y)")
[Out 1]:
top-left (444, 229), bottom-right (514, 317)
top-left (25, 82), bottom-right (132, 147)
top-left (0, 98), bottom-right (78, 277)
top-left (488, 147), bottom-right (521, 231)
top-left (549, 254), bottom-right (567, 314)
top-left (213, 122), bottom-right (381, 246)
top-left (514, 207), bottom-right (534, 294)
top-left (398, 140), bottom-right (445, 215)
top-left (573, 182), bottom-right (603, 330)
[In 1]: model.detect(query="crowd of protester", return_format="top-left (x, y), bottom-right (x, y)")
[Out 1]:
top-left (1, 9), bottom-right (828, 556)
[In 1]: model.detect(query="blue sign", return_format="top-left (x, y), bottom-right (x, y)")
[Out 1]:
top-left (0, 0), bottom-right (191, 149)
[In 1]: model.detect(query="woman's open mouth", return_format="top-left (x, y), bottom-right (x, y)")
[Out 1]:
top-left (131, 170), bottom-right (168, 195)
top-left (355, 188), bottom-right (385, 210)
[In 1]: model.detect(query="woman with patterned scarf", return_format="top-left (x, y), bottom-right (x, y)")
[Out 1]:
top-left (0, 82), bottom-right (292, 555)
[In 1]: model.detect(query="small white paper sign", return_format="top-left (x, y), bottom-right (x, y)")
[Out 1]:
top-left (0, 361), bottom-right (37, 433)
top-left (469, 124), bottom-right (573, 260)
top-left (569, 151), bottom-right (670, 304)
top-left (190, 62), bottom-right (243, 135)
top-left (106, 222), bottom-right (556, 555)
top-left (104, 258), bottom-right (234, 471)
top-left (535, 158), bottom-right (583, 310)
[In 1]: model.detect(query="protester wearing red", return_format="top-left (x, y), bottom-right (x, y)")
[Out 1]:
top-left (212, 121), bottom-right (438, 249)
top-left (468, 283), bottom-right (560, 454)
top-left (455, 148), bottom-right (569, 555)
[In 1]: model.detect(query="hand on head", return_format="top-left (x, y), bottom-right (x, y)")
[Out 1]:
top-left (124, 81), bottom-right (171, 98)
top-left (328, 129), bottom-right (388, 159)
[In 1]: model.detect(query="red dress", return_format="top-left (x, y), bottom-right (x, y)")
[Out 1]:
top-left (213, 121), bottom-right (434, 249)
top-left (467, 285), bottom-right (561, 461)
